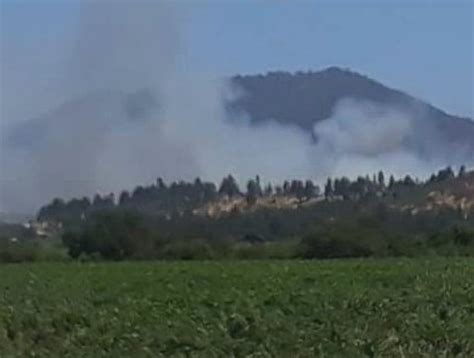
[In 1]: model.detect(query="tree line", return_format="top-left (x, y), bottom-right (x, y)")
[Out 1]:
top-left (59, 203), bottom-right (474, 261)
top-left (38, 174), bottom-right (322, 224)
top-left (2, 165), bottom-right (472, 262)
top-left (38, 166), bottom-right (467, 225)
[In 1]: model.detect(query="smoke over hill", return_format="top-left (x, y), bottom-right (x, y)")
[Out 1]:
top-left (1, 1), bottom-right (472, 213)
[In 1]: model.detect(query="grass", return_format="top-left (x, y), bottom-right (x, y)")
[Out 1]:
top-left (1, 259), bottom-right (473, 357)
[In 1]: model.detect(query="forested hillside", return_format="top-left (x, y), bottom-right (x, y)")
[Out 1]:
top-left (229, 68), bottom-right (474, 146)
top-left (37, 166), bottom-right (474, 224)
top-left (6, 166), bottom-right (467, 261)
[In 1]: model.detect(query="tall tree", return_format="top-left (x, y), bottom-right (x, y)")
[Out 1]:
top-left (119, 191), bottom-right (131, 206)
top-left (324, 178), bottom-right (333, 198)
top-left (156, 177), bottom-right (167, 190)
top-left (264, 183), bottom-right (274, 196)
top-left (377, 171), bottom-right (385, 187)
top-left (304, 180), bottom-right (316, 199)
top-left (388, 175), bottom-right (396, 189)
top-left (246, 179), bottom-right (259, 205)
top-left (218, 175), bottom-right (241, 197)
top-left (255, 175), bottom-right (263, 196)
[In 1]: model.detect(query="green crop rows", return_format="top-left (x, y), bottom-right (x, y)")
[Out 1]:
top-left (1, 259), bottom-right (473, 357)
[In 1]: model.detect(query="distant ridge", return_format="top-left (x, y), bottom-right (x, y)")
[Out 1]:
top-left (229, 67), bottom-right (474, 148)
top-left (8, 67), bottom-right (474, 153)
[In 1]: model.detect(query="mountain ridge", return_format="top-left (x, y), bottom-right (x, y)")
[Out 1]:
top-left (7, 67), bottom-right (474, 151)
top-left (229, 66), bottom-right (473, 132)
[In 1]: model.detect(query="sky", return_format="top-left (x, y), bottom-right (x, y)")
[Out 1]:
top-left (1, 0), bottom-right (473, 123)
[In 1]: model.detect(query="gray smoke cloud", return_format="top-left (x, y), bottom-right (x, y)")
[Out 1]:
top-left (312, 99), bottom-right (473, 180)
top-left (1, 1), bottom-right (472, 214)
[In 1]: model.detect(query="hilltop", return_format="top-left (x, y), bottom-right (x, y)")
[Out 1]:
top-left (2, 67), bottom-right (473, 214)
top-left (230, 67), bottom-right (474, 133)
top-left (229, 67), bottom-right (474, 155)
top-left (193, 169), bottom-right (474, 219)
top-left (7, 67), bottom-right (474, 154)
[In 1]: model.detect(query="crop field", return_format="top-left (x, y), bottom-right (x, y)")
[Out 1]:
top-left (1, 259), bottom-right (473, 357)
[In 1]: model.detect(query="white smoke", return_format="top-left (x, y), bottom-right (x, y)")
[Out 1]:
top-left (0, 1), bottom-right (314, 212)
top-left (311, 99), bottom-right (470, 180)
top-left (0, 1), bottom-right (472, 213)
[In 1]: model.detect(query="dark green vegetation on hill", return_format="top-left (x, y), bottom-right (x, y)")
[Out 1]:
top-left (229, 68), bottom-right (474, 147)
top-left (10, 167), bottom-right (470, 262)
top-left (10, 68), bottom-right (474, 150)
top-left (36, 167), bottom-right (472, 224)
top-left (1, 259), bottom-right (473, 357)
top-left (1, 168), bottom-right (474, 262)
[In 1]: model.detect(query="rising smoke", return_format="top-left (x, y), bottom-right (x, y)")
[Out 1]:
top-left (311, 99), bottom-right (473, 180)
top-left (0, 1), bottom-right (472, 213)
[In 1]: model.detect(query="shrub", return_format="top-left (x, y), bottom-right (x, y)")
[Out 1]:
top-left (233, 244), bottom-right (267, 260)
top-left (297, 219), bottom-right (384, 259)
top-left (0, 241), bottom-right (67, 263)
top-left (160, 239), bottom-right (216, 260)
top-left (453, 226), bottom-right (474, 246)
top-left (62, 210), bottom-right (157, 260)
top-left (299, 232), bottom-right (374, 259)
top-left (0, 242), bottom-right (39, 263)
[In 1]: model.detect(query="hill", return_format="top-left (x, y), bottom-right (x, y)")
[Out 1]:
top-left (35, 168), bottom-right (474, 227)
top-left (229, 67), bottom-right (474, 149)
top-left (7, 67), bottom-right (474, 153)
top-left (7, 168), bottom-right (474, 261)
top-left (193, 169), bottom-right (474, 219)
top-left (397, 170), bottom-right (474, 216)
top-left (3, 67), bottom-right (473, 214)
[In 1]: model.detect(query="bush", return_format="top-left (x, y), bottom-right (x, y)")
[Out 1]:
top-left (160, 239), bottom-right (216, 260)
top-left (233, 241), bottom-right (298, 260)
top-left (299, 232), bottom-right (374, 259)
top-left (425, 226), bottom-right (474, 257)
top-left (0, 242), bottom-right (39, 263)
top-left (62, 210), bottom-right (157, 260)
top-left (233, 244), bottom-right (267, 260)
top-left (0, 241), bottom-right (68, 263)
top-left (453, 226), bottom-right (474, 246)
top-left (386, 235), bottom-right (424, 257)
top-left (297, 219), bottom-right (386, 259)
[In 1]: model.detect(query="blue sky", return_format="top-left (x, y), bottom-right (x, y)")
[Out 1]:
top-left (1, 0), bottom-right (473, 117)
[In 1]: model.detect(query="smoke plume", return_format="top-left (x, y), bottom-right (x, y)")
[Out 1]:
top-left (312, 99), bottom-right (472, 180)
top-left (1, 1), bottom-right (472, 213)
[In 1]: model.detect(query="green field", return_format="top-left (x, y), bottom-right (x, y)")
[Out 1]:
top-left (1, 259), bottom-right (473, 357)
